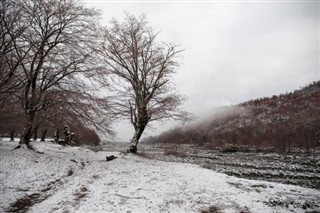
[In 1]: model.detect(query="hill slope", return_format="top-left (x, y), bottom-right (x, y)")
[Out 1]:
top-left (145, 81), bottom-right (320, 153)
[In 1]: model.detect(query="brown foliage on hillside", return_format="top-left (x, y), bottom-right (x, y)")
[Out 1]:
top-left (144, 81), bottom-right (320, 153)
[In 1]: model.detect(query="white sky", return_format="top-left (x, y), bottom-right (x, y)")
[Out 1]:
top-left (82, 0), bottom-right (319, 142)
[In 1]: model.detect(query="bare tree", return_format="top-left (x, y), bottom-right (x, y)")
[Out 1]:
top-left (10, 0), bottom-right (110, 148)
top-left (102, 14), bottom-right (190, 153)
top-left (0, 0), bottom-right (26, 99)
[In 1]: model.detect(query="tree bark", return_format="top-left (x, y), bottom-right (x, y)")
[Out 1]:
top-left (10, 131), bottom-right (15, 141)
top-left (316, 129), bottom-right (320, 146)
top-left (281, 132), bottom-right (286, 153)
top-left (304, 131), bottom-right (310, 155)
top-left (55, 130), bottom-right (59, 143)
top-left (127, 125), bottom-right (146, 153)
top-left (33, 127), bottom-right (38, 141)
top-left (18, 111), bottom-right (35, 148)
top-left (18, 126), bottom-right (33, 149)
top-left (41, 129), bottom-right (47, 142)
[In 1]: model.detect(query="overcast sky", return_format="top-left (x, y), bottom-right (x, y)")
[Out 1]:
top-left (83, 0), bottom-right (319, 142)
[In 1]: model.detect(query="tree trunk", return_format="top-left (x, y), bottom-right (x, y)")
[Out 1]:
top-left (304, 131), bottom-right (310, 155)
top-left (41, 129), bottom-right (47, 142)
top-left (281, 132), bottom-right (286, 153)
top-left (127, 125), bottom-right (146, 153)
top-left (288, 133), bottom-right (293, 153)
top-left (55, 130), bottom-right (60, 143)
top-left (18, 126), bottom-right (33, 148)
top-left (10, 131), bottom-right (15, 141)
top-left (33, 127), bottom-right (38, 141)
top-left (315, 129), bottom-right (320, 146)
top-left (18, 111), bottom-right (35, 149)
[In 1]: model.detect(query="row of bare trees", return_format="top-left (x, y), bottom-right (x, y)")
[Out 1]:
top-left (0, 0), bottom-right (189, 151)
top-left (0, 0), bottom-right (111, 148)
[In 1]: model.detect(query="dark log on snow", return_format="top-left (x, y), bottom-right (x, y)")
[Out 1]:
top-left (106, 155), bottom-right (117, 161)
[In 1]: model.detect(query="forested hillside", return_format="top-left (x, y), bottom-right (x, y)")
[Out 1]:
top-left (144, 81), bottom-right (320, 153)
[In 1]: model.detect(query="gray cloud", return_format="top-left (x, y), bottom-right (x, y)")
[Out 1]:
top-left (83, 1), bottom-right (319, 141)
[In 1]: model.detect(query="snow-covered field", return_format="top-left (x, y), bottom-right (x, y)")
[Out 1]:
top-left (1, 140), bottom-right (320, 213)
top-left (138, 143), bottom-right (320, 190)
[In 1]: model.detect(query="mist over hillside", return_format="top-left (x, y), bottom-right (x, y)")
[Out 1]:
top-left (143, 81), bottom-right (320, 153)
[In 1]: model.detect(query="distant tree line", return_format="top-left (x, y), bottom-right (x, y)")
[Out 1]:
top-left (143, 81), bottom-right (320, 154)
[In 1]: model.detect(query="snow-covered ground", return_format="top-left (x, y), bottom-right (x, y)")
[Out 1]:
top-left (139, 143), bottom-right (320, 190)
top-left (0, 140), bottom-right (319, 213)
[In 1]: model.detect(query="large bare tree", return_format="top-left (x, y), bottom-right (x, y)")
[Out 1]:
top-left (9, 0), bottom-right (110, 148)
top-left (102, 14), bottom-right (190, 153)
